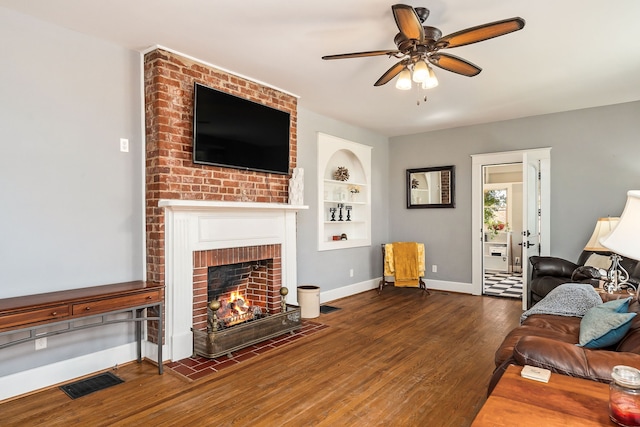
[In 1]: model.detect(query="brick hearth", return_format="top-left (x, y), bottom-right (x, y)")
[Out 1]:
top-left (167, 320), bottom-right (328, 381)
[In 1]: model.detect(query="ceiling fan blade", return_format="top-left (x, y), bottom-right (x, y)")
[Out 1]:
top-left (392, 4), bottom-right (424, 41)
top-left (374, 60), bottom-right (407, 86)
top-left (429, 53), bottom-right (481, 77)
top-left (438, 17), bottom-right (525, 49)
top-left (322, 50), bottom-right (400, 60)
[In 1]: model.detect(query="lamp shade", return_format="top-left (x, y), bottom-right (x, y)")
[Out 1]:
top-left (395, 68), bottom-right (412, 90)
top-left (412, 60), bottom-right (429, 83)
top-left (600, 191), bottom-right (640, 261)
top-left (421, 66), bottom-right (439, 89)
top-left (584, 217), bottom-right (619, 251)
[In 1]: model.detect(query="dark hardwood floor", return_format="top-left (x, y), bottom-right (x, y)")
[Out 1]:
top-left (0, 288), bottom-right (522, 426)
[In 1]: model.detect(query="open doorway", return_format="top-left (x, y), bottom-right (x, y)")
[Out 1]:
top-left (471, 148), bottom-right (551, 310)
top-left (482, 164), bottom-right (523, 299)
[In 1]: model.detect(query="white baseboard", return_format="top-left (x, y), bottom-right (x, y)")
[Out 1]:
top-left (0, 343), bottom-right (139, 402)
top-left (320, 278), bottom-right (379, 304)
top-left (318, 277), bottom-right (474, 305)
top-left (424, 279), bottom-right (474, 294)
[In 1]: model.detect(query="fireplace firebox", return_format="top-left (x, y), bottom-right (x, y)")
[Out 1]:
top-left (192, 245), bottom-right (301, 358)
top-left (207, 261), bottom-right (268, 329)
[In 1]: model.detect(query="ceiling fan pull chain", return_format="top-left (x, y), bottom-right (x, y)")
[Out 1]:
top-left (416, 82), bottom-right (428, 106)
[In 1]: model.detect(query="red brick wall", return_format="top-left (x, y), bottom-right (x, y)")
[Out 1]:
top-left (192, 245), bottom-right (282, 331)
top-left (441, 172), bottom-right (450, 204)
top-left (143, 48), bottom-right (297, 285)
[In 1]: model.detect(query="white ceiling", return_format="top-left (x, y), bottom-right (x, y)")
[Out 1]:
top-left (2, 0), bottom-right (640, 137)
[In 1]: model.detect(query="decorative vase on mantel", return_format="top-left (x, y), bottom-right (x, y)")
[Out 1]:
top-left (288, 167), bottom-right (304, 205)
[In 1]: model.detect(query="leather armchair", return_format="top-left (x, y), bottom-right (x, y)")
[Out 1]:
top-left (529, 251), bottom-right (640, 305)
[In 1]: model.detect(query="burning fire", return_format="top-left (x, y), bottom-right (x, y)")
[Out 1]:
top-left (214, 290), bottom-right (262, 328)
top-left (227, 291), bottom-right (248, 314)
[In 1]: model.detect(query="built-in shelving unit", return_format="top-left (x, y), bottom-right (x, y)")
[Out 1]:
top-left (317, 133), bottom-right (371, 251)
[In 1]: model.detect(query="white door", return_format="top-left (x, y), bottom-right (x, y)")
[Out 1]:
top-left (520, 161), bottom-right (539, 309)
top-left (521, 151), bottom-right (551, 309)
top-left (471, 149), bottom-right (551, 309)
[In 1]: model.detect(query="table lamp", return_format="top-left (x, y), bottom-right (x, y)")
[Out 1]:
top-left (584, 217), bottom-right (619, 251)
top-left (600, 191), bottom-right (640, 293)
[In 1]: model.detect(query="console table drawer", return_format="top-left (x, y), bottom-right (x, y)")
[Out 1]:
top-left (72, 291), bottom-right (161, 316)
top-left (0, 305), bottom-right (70, 330)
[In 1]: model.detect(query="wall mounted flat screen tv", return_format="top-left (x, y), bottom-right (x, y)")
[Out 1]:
top-left (193, 83), bottom-right (291, 175)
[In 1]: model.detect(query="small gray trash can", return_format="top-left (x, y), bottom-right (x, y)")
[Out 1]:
top-left (297, 285), bottom-right (320, 318)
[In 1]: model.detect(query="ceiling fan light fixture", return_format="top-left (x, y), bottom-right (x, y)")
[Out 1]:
top-left (323, 5), bottom-right (525, 99)
top-left (395, 67), bottom-right (412, 90)
top-left (421, 65), bottom-right (439, 89)
top-left (412, 59), bottom-right (429, 83)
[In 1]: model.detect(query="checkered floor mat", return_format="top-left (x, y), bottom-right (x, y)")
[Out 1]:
top-left (484, 270), bottom-right (523, 299)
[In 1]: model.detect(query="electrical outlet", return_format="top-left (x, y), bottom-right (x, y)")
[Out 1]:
top-left (432, 265), bottom-right (437, 273)
top-left (120, 138), bottom-right (129, 152)
top-left (35, 337), bottom-right (47, 350)
top-left (349, 269), bottom-right (354, 277)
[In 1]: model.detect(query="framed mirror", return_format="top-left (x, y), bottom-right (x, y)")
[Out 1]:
top-left (406, 165), bottom-right (455, 209)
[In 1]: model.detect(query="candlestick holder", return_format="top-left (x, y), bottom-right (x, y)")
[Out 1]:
top-left (337, 203), bottom-right (344, 221)
top-left (345, 205), bottom-right (352, 221)
top-left (329, 207), bottom-right (337, 221)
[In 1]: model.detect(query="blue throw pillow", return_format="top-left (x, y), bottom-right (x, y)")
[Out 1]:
top-left (578, 303), bottom-right (636, 349)
top-left (601, 297), bottom-right (633, 313)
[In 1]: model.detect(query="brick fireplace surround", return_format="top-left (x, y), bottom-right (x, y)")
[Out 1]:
top-left (192, 244), bottom-right (282, 331)
top-left (144, 47), bottom-right (303, 362)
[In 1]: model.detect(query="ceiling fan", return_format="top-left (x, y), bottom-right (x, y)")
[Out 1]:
top-left (322, 4), bottom-right (525, 90)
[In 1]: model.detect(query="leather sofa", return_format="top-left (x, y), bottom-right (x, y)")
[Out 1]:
top-left (489, 292), bottom-right (640, 394)
top-left (529, 251), bottom-right (640, 304)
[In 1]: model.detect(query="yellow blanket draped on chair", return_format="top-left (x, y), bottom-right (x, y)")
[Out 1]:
top-left (383, 242), bottom-right (425, 287)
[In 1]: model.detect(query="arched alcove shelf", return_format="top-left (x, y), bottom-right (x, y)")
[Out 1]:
top-left (317, 133), bottom-right (372, 251)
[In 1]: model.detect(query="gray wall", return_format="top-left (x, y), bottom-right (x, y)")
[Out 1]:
top-left (389, 101), bottom-right (640, 284)
top-left (0, 8), bottom-right (142, 374)
top-left (1, 8), bottom-right (144, 298)
top-left (296, 107), bottom-right (390, 292)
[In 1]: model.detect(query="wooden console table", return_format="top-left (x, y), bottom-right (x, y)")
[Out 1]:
top-left (472, 365), bottom-right (612, 426)
top-left (0, 281), bottom-right (164, 374)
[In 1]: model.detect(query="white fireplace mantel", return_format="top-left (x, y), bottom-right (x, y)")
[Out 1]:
top-left (159, 199), bottom-right (308, 361)
top-left (159, 200), bottom-right (308, 211)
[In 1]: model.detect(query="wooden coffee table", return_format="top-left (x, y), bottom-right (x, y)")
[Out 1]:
top-left (472, 365), bottom-right (613, 426)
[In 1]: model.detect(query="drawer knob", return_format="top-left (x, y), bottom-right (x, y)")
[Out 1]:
top-left (51, 311), bottom-right (57, 316)
top-left (147, 295), bottom-right (152, 299)
top-left (85, 307), bottom-right (91, 311)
